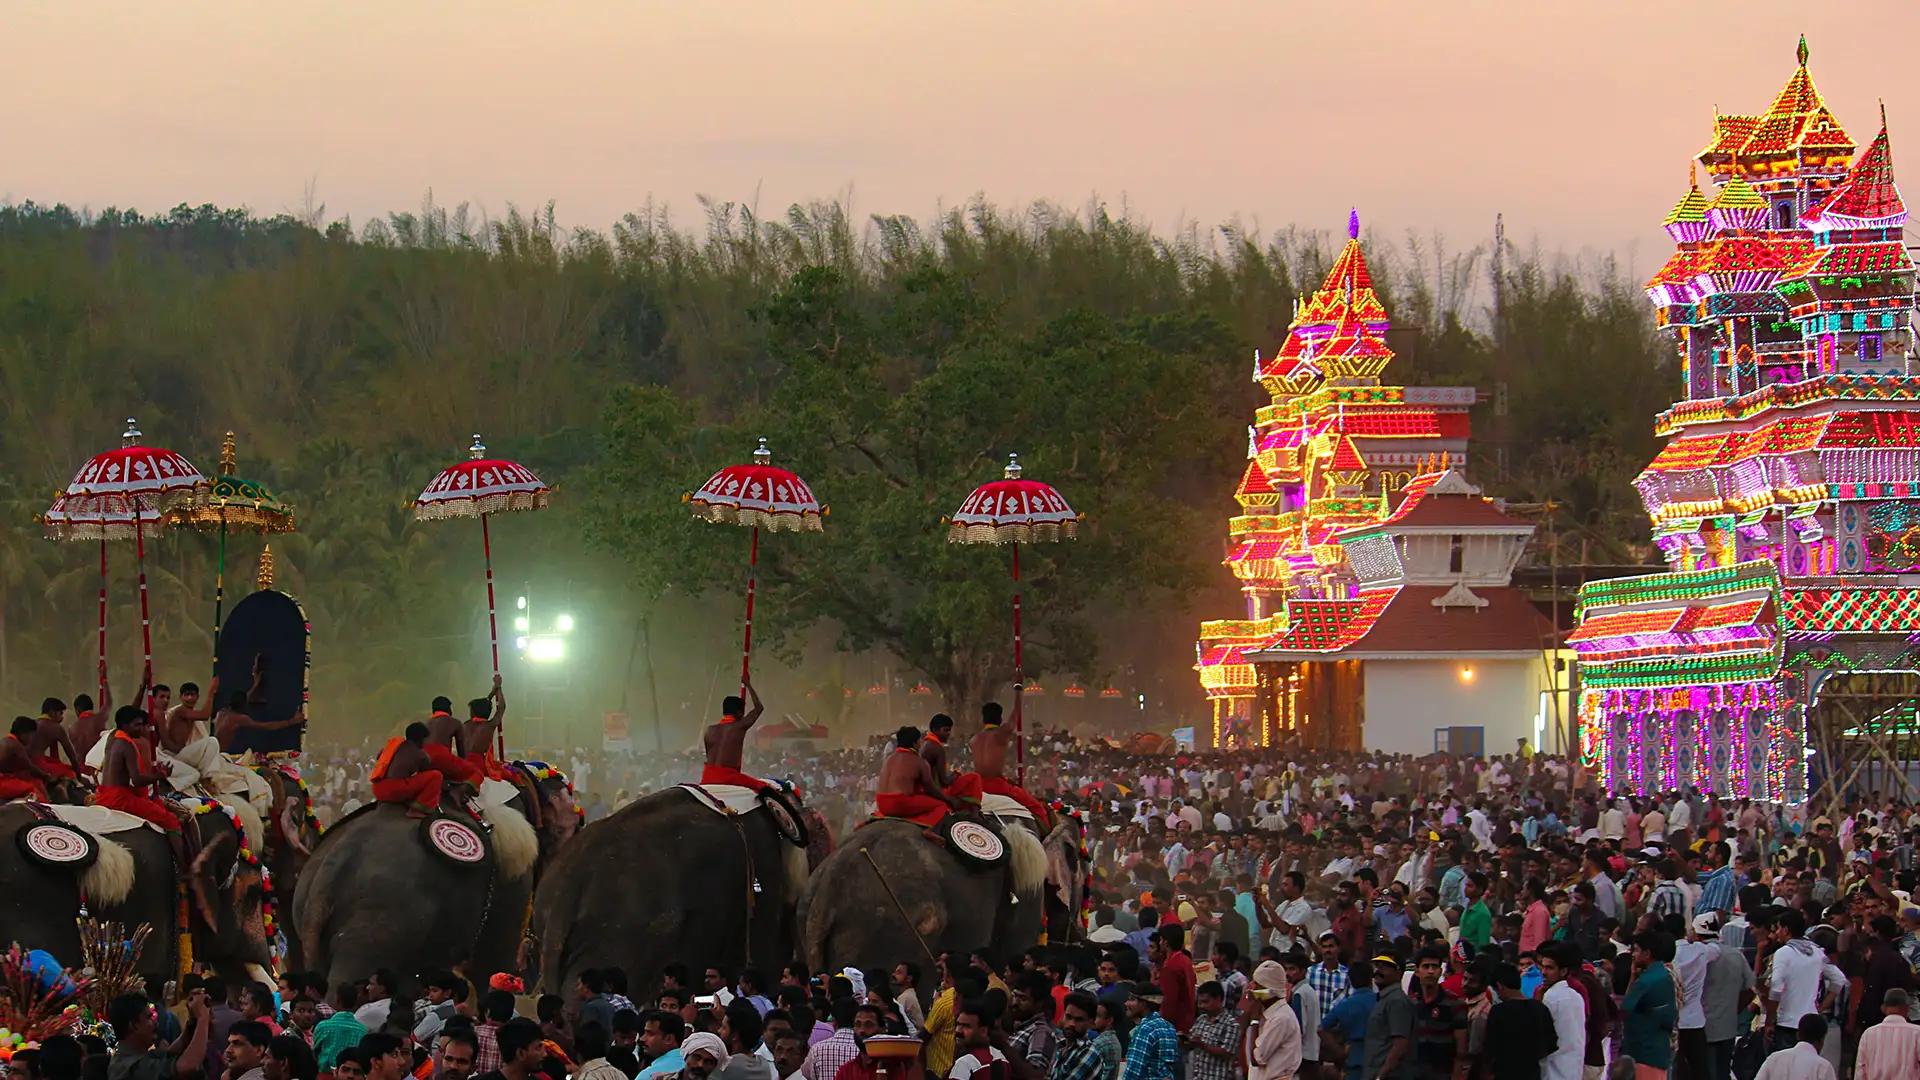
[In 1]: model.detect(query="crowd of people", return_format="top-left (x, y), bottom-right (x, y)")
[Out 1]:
top-left (14, 678), bottom-right (1920, 1080)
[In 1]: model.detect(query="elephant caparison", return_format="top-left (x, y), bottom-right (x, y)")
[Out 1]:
top-left (531, 786), bottom-right (810, 996)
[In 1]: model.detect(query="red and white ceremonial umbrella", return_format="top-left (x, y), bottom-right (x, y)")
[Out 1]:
top-left (415, 435), bottom-right (551, 703)
top-left (948, 453), bottom-right (1078, 784)
top-left (688, 438), bottom-right (824, 698)
top-left (39, 418), bottom-right (210, 697)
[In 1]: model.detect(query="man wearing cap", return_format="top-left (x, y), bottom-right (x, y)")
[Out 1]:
top-left (1698, 912), bottom-right (1755, 1080)
top-left (1361, 957), bottom-right (1415, 1080)
top-left (1240, 963), bottom-right (1300, 1080)
top-left (1120, 984), bottom-right (1178, 1080)
top-left (1854, 987), bottom-right (1920, 1080)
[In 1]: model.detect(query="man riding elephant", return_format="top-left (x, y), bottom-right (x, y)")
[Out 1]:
top-left (25, 700), bottom-right (86, 799)
top-left (459, 677), bottom-right (509, 781)
top-left (921, 714), bottom-right (979, 808)
top-left (370, 724), bottom-right (445, 818)
top-left (964, 704), bottom-right (1051, 829)
top-left (876, 725), bottom-right (961, 829)
top-left (424, 695), bottom-right (484, 796)
top-left (701, 679), bottom-right (769, 791)
top-left (0, 716), bottom-right (56, 802)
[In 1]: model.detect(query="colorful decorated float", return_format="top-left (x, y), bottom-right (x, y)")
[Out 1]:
top-left (1570, 37), bottom-right (1920, 804)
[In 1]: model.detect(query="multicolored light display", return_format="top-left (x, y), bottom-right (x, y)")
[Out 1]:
top-left (1571, 38), bottom-right (1920, 800)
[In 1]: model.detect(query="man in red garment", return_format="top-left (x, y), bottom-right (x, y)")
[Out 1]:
top-left (94, 706), bottom-right (216, 926)
top-left (922, 714), bottom-right (981, 806)
top-left (28, 698), bottom-right (85, 795)
top-left (460, 677), bottom-right (509, 781)
top-left (969, 703), bottom-right (1051, 828)
top-left (701, 679), bottom-right (768, 790)
top-left (371, 723), bottom-right (445, 817)
top-left (0, 716), bottom-right (54, 801)
top-left (424, 695), bottom-right (484, 792)
top-left (876, 726), bottom-right (961, 828)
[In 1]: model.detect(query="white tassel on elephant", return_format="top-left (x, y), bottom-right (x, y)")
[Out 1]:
top-left (80, 836), bottom-right (136, 906)
top-left (478, 801), bottom-right (539, 880)
top-left (1006, 825), bottom-right (1047, 897)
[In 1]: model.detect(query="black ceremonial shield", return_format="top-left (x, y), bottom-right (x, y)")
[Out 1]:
top-left (216, 589), bottom-right (311, 754)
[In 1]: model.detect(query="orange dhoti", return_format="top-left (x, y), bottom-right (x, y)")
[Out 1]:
top-left (425, 743), bottom-right (482, 785)
top-left (876, 792), bottom-right (949, 828)
top-left (372, 770), bottom-right (444, 811)
top-left (94, 784), bottom-right (181, 831)
top-left (944, 772), bottom-right (984, 804)
top-left (34, 757), bottom-right (78, 782)
top-left (464, 752), bottom-right (507, 782)
top-left (701, 764), bottom-right (769, 791)
top-left (0, 775), bottom-right (48, 802)
top-left (980, 775), bottom-right (1051, 823)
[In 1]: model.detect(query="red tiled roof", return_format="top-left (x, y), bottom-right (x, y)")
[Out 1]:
top-left (1236, 459), bottom-right (1276, 497)
top-left (1819, 411), bottom-right (1920, 449)
top-left (1255, 590), bottom-right (1396, 653)
top-left (1800, 241), bottom-right (1912, 277)
top-left (1804, 123), bottom-right (1905, 225)
top-left (1737, 61), bottom-right (1851, 157)
top-left (1339, 586), bottom-right (1555, 655)
top-left (1369, 472), bottom-right (1445, 527)
top-left (1697, 236), bottom-right (1788, 276)
top-left (1327, 409), bottom-right (1469, 439)
top-left (1646, 249), bottom-right (1705, 291)
top-left (1700, 114), bottom-right (1761, 159)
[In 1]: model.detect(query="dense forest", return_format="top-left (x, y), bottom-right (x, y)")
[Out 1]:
top-left (0, 196), bottom-right (1673, 748)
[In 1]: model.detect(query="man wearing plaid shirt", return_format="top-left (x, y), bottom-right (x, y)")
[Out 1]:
top-left (1694, 843), bottom-right (1736, 916)
top-left (1050, 992), bottom-right (1109, 1080)
top-left (801, 1000), bottom-right (861, 1080)
top-left (1010, 975), bottom-right (1060, 1078)
top-left (1647, 857), bottom-right (1690, 924)
top-left (1120, 984), bottom-right (1179, 1080)
top-left (1308, 933), bottom-right (1353, 1014)
top-left (1182, 983), bottom-right (1240, 1080)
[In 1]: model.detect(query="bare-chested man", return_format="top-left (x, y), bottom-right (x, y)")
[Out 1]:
top-left (459, 676), bottom-right (508, 781)
top-left (0, 716), bottom-right (56, 802)
top-left (69, 685), bottom-right (112, 764)
top-left (27, 697), bottom-right (85, 799)
top-left (370, 722), bottom-right (444, 818)
top-left (963, 703), bottom-right (1050, 826)
top-left (95, 706), bottom-right (217, 926)
top-left (701, 679), bottom-right (767, 790)
top-left (214, 692), bottom-right (306, 752)
top-left (922, 714), bottom-right (981, 806)
top-left (159, 679), bottom-right (218, 758)
top-left (876, 725), bottom-right (960, 827)
top-left (423, 695), bottom-right (483, 790)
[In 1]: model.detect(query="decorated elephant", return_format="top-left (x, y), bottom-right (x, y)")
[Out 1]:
top-left (293, 763), bottom-right (577, 991)
top-left (798, 805), bottom-right (1084, 998)
top-left (0, 799), bottom-right (277, 985)
top-left (248, 759), bottom-right (326, 970)
top-left (531, 784), bottom-right (810, 996)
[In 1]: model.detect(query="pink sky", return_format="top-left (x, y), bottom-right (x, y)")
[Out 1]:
top-left (10, 3), bottom-right (1916, 282)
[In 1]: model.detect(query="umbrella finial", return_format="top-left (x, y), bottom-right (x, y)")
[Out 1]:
top-left (753, 437), bottom-right (772, 465)
top-left (122, 417), bottom-right (142, 447)
top-left (468, 434), bottom-right (486, 460)
top-left (1003, 452), bottom-right (1023, 480)
top-left (220, 431), bottom-right (237, 474)
top-left (257, 544), bottom-right (276, 590)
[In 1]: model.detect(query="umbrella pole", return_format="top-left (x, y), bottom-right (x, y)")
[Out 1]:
top-left (739, 525), bottom-right (760, 700)
top-left (97, 538), bottom-right (109, 692)
top-left (1011, 541), bottom-right (1025, 786)
top-left (481, 511), bottom-right (503, 758)
top-left (211, 517), bottom-right (226, 683)
top-left (134, 499), bottom-right (153, 705)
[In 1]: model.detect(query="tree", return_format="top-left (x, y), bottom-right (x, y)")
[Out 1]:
top-left (581, 261), bottom-right (1241, 719)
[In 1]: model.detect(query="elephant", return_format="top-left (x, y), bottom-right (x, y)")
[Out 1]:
top-left (531, 785), bottom-right (811, 996)
top-left (293, 763), bottom-right (578, 993)
top-left (0, 800), bottom-right (277, 986)
top-left (798, 811), bottom-right (1085, 1000)
top-left (249, 761), bottom-right (325, 970)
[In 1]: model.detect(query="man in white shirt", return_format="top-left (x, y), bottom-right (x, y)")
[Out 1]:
top-left (1263, 871), bottom-right (1315, 956)
top-left (1537, 942), bottom-right (1585, 1080)
top-left (1600, 801), bottom-right (1625, 841)
top-left (1466, 804), bottom-right (1494, 853)
top-left (1669, 794), bottom-right (1693, 834)
top-left (1855, 988), bottom-right (1920, 1080)
top-left (1766, 910), bottom-right (1826, 1050)
top-left (1754, 1015), bottom-right (1836, 1080)
top-left (1672, 920), bottom-right (1716, 1079)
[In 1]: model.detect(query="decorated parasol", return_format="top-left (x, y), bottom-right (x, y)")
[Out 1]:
top-left (687, 438), bottom-right (824, 698)
top-left (415, 435), bottom-right (550, 690)
top-left (167, 433), bottom-right (297, 676)
top-left (39, 419), bottom-right (210, 696)
top-left (947, 452), bottom-right (1078, 784)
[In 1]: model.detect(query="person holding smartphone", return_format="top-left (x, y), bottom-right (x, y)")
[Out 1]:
top-left (109, 985), bottom-right (213, 1080)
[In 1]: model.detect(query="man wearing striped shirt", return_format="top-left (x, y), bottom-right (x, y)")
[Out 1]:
top-left (1695, 842), bottom-right (1737, 917)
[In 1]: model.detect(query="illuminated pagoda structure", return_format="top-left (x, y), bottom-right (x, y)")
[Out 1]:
top-left (1195, 212), bottom-right (1557, 752)
top-left (1571, 37), bottom-right (1920, 803)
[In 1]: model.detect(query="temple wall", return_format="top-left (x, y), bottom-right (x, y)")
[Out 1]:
top-left (1362, 657), bottom-right (1551, 757)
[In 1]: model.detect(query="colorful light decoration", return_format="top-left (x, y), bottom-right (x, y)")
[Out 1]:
top-left (1572, 38), bottom-right (1917, 801)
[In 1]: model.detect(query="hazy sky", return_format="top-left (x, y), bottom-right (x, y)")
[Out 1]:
top-left (10, 3), bottom-right (1917, 282)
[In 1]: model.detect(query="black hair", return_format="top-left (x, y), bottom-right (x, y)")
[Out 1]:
top-left (334, 1049), bottom-right (368, 1075)
top-left (151, 686), bottom-right (170, 697)
top-left (440, 1026), bottom-right (479, 1056)
top-left (574, 1022), bottom-right (609, 1062)
top-left (335, 981), bottom-right (363, 1010)
top-left (482, 989), bottom-right (517, 1023)
top-left (1211, 940), bottom-right (1239, 965)
top-left (404, 722), bottom-right (430, 742)
top-left (605, 967), bottom-right (628, 995)
top-left (229, 1020), bottom-right (273, 1050)
top-left (1779, 908), bottom-right (1808, 937)
top-left (613, 1010), bottom-right (642, 1036)
top-left (896, 726), bottom-right (920, 748)
top-left (494, 1019), bottom-right (543, 1061)
top-left (181, 682), bottom-right (200, 696)
top-left (981, 703), bottom-right (1003, 726)
top-left (1062, 990), bottom-right (1097, 1019)
top-left (1415, 946), bottom-right (1448, 966)
top-left (536, 995), bottom-right (564, 1024)
top-left (1154, 924), bottom-right (1186, 951)
top-left (114, 705), bottom-right (146, 730)
top-left (42, 697), bottom-right (66, 714)
top-left (106, 994), bottom-right (150, 1038)
top-left (72, 695), bottom-right (94, 713)
top-left (644, 1011), bottom-right (685, 1044)
top-left (930, 714), bottom-right (954, 730)
top-left (10, 716), bottom-right (34, 736)
top-left (1492, 964), bottom-right (1521, 991)
top-left (726, 999), bottom-right (764, 1050)
top-left (469, 698), bottom-right (492, 720)
top-left (1636, 930), bottom-right (1676, 963)
top-left (431, 696), bottom-right (454, 713)
top-left (355, 1033), bottom-right (404, 1061)
top-left (579, 968), bottom-right (607, 994)
top-left (723, 696), bottom-right (744, 716)
top-left (423, 970), bottom-right (460, 993)
top-left (1797, 1014), bottom-right (1828, 1045)
top-left (37, 1036), bottom-right (82, 1080)
top-left (1196, 980), bottom-right (1224, 1001)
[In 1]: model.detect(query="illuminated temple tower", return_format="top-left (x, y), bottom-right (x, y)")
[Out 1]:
top-left (1196, 213), bottom-right (1555, 751)
top-left (1570, 37), bottom-right (1920, 802)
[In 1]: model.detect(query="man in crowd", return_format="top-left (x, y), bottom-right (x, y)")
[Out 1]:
top-left (702, 681), bottom-right (768, 791)
top-left (1181, 982), bottom-right (1236, 1080)
top-left (875, 726), bottom-right (961, 828)
top-left (1241, 963), bottom-right (1299, 1080)
top-left (1363, 957), bottom-right (1415, 1080)
top-left (109, 986), bottom-right (211, 1080)
top-left (1149, 926), bottom-right (1195, 1035)
top-left (1854, 987), bottom-right (1920, 1080)
top-left (1120, 985), bottom-right (1177, 1080)
top-left (368, 723), bottom-right (444, 817)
